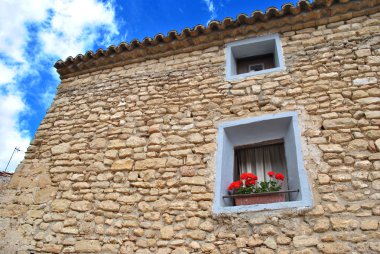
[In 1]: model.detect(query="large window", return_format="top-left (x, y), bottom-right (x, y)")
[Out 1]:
top-left (213, 112), bottom-right (313, 214)
top-left (225, 34), bottom-right (285, 80)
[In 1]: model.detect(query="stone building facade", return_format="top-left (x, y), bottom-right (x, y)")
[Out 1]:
top-left (1, 0), bottom-right (380, 253)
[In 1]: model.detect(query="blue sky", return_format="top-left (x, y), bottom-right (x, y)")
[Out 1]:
top-left (0, 0), bottom-right (299, 172)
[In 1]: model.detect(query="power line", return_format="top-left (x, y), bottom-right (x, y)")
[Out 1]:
top-left (4, 147), bottom-right (24, 172)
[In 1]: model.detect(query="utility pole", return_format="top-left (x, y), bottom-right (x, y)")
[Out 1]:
top-left (4, 147), bottom-right (21, 172)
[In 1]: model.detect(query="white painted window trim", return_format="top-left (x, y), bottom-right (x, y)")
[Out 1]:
top-left (212, 112), bottom-right (313, 215)
top-left (225, 34), bottom-right (286, 81)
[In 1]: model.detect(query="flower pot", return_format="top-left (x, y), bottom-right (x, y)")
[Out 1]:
top-left (234, 192), bottom-right (286, 206)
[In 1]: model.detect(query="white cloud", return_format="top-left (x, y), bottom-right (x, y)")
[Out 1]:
top-left (0, 0), bottom-right (118, 62)
top-left (0, 62), bottom-right (16, 86)
top-left (0, 0), bottom-right (50, 63)
top-left (39, 0), bottom-right (119, 59)
top-left (0, 93), bottom-right (30, 172)
top-left (0, 0), bottom-right (120, 172)
top-left (202, 0), bottom-right (217, 23)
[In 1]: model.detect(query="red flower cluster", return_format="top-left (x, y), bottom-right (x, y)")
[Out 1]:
top-left (228, 171), bottom-right (286, 193)
top-left (275, 172), bottom-right (285, 181)
top-left (228, 180), bottom-right (242, 191)
top-left (240, 172), bottom-right (258, 186)
top-left (228, 172), bottom-right (258, 190)
top-left (267, 171), bottom-right (285, 181)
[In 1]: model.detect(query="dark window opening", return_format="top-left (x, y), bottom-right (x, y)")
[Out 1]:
top-left (236, 54), bottom-right (275, 74)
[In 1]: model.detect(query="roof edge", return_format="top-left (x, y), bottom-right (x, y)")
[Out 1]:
top-left (55, 0), bottom-right (380, 79)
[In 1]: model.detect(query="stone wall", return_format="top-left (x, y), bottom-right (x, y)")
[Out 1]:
top-left (1, 10), bottom-right (380, 254)
top-left (0, 173), bottom-right (12, 191)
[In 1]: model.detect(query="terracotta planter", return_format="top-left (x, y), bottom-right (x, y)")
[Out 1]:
top-left (234, 192), bottom-right (286, 206)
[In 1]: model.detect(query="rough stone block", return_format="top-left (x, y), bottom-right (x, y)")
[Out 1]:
top-left (365, 111), bottom-right (380, 119)
top-left (367, 56), bottom-right (380, 65)
top-left (353, 77), bottom-right (377, 85)
top-left (90, 138), bottom-right (107, 149)
top-left (135, 158), bottom-right (167, 170)
top-left (34, 186), bottom-right (58, 204)
top-left (51, 199), bottom-right (71, 212)
top-left (160, 226), bottom-right (174, 239)
top-left (317, 243), bottom-right (350, 253)
top-left (330, 217), bottom-right (359, 230)
top-left (42, 244), bottom-right (63, 253)
top-left (322, 118), bottom-right (357, 129)
top-left (70, 201), bottom-right (92, 212)
top-left (51, 143), bottom-right (70, 155)
top-left (180, 176), bottom-right (205, 186)
top-left (293, 235), bottom-right (318, 248)
top-left (111, 159), bottom-right (134, 170)
top-left (75, 240), bottom-right (101, 253)
top-left (98, 200), bottom-right (120, 212)
top-left (126, 136), bottom-right (146, 147)
top-left (319, 144), bottom-right (343, 153)
top-left (360, 219), bottom-right (378, 230)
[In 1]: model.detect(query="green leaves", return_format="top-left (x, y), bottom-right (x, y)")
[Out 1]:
top-left (234, 186), bottom-right (253, 194)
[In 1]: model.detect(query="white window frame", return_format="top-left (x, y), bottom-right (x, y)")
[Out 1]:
top-left (225, 34), bottom-right (285, 81)
top-left (212, 112), bottom-right (313, 215)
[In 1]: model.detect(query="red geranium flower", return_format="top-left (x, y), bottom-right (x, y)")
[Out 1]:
top-left (240, 172), bottom-right (256, 181)
top-left (267, 171), bottom-right (275, 177)
top-left (246, 178), bottom-right (257, 186)
top-left (275, 172), bottom-right (285, 181)
top-left (228, 181), bottom-right (242, 191)
top-left (240, 173), bottom-right (258, 186)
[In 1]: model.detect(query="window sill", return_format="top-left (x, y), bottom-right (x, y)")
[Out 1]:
top-left (223, 189), bottom-right (299, 199)
top-left (212, 199), bottom-right (313, 215)
top-left (226, 66), bottom-right (286, 81)
top-left (216, 190), bottom-right (311, 214)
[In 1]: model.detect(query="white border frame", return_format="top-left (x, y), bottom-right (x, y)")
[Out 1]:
top-left (225, 34), bottom-right (286, 81)
top-left (212, 112), bottom-right (313, 215)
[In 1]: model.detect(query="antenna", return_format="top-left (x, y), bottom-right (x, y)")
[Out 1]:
top-left (4, 147), bottom-right (22, 172)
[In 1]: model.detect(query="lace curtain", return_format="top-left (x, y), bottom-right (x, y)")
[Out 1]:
top-left (235, 143), bottom-right (288, 190)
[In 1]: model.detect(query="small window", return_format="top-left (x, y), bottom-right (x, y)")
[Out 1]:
top-left (213, 112), bottom-right (313, 214)
top-left (225, 34), bottom-right (285, 80)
